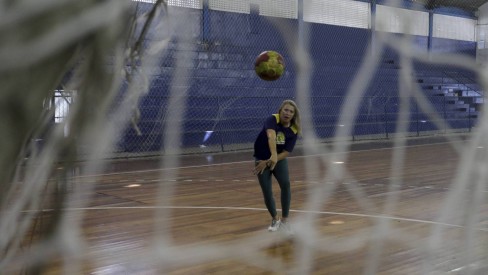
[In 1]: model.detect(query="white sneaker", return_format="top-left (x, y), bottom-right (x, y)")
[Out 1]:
top-left (279, 221), bottom-right (294, 236)
top-left (267, 219), bottom-right (281, 232)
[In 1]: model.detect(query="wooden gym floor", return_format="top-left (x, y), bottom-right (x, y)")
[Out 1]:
top-left (6, 135), bottom-right (488, 274)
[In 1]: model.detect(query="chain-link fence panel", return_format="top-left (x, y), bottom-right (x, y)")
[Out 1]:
top-left (105, 0), bottom-right (482, 159)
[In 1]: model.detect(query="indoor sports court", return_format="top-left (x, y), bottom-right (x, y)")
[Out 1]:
top-left (2, 0), bottom-right (488, 274)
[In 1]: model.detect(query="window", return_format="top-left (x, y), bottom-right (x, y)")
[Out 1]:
top-left (53, 89), bottom-right (74, 123)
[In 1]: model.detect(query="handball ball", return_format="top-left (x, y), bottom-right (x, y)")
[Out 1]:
top-left (254, 50), bottom-right (285, 81)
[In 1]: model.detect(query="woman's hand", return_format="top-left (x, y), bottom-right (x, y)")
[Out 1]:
top-left (268, 154), bottom-right (277, 170)
top-left (253, 160), bottom-right (269, 175)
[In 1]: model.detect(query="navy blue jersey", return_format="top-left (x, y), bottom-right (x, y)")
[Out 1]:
top-left (253, 114), bottom-right (298, 160)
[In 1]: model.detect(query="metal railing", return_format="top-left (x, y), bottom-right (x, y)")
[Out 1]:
top-left (114, 95), bottom-right (479, 157)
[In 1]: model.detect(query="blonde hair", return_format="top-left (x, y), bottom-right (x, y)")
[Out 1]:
top-left (278, 99), bottom-right (301, 135)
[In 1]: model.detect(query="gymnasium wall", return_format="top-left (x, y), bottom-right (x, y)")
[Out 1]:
top-left (477, 2), bottom-right (488, 65)
top-left (119, 1), bottom-right (478, 155)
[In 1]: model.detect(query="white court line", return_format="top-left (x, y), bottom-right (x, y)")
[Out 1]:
top-left (73, 177), bottom-right (487, 193)
top-left (22, 205), bottom-right (488, 232)
top-left (74, 141), bottom-right (460, 178)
